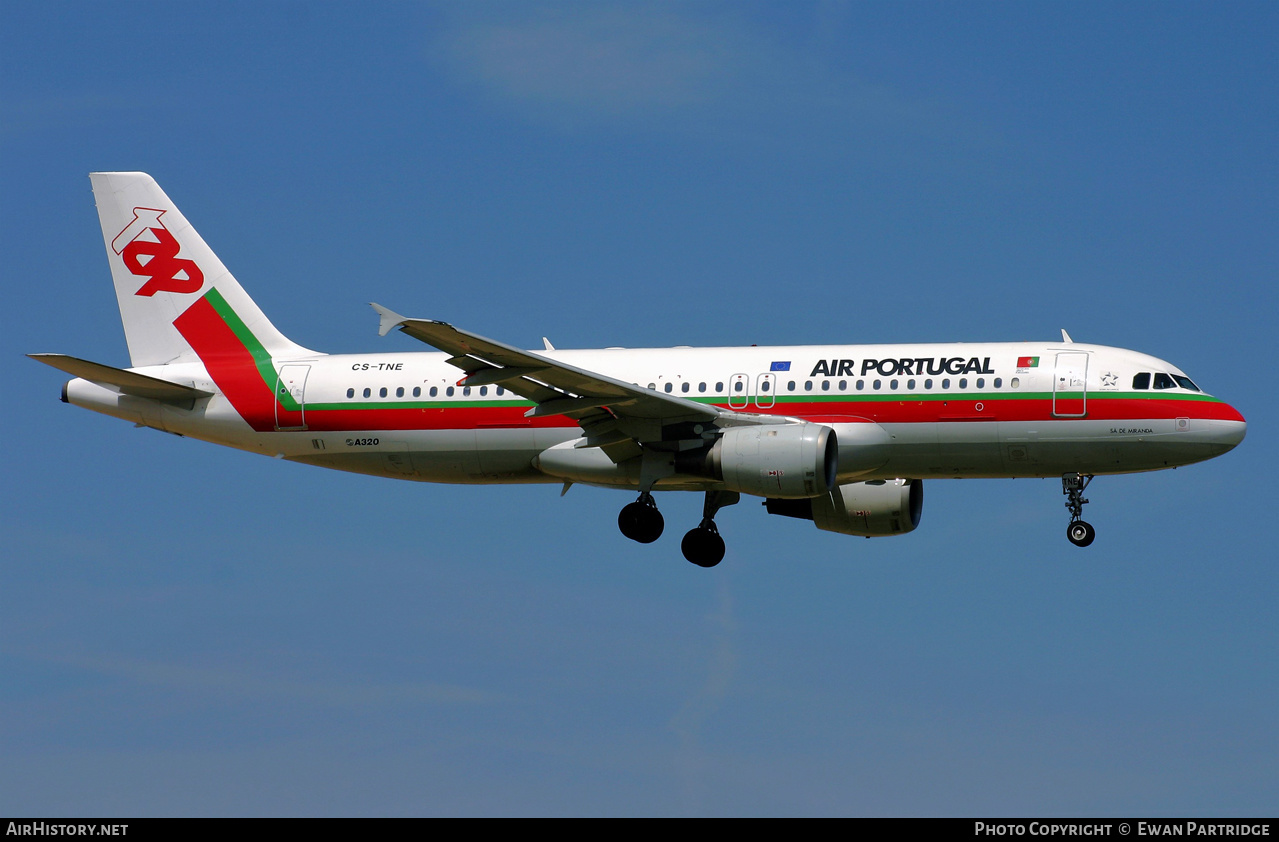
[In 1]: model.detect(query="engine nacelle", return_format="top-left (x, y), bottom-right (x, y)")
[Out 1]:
top-left (765, 478), bottom-right (923, 537)
top-left (694, 423), bottom-right (838, 499)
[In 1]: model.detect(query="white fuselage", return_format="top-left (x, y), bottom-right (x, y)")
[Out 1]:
top-left (63, 340), bottom-right (1247, 490)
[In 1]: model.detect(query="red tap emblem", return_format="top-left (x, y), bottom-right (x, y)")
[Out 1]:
top-left (112, 208), bottom-right (205, 297)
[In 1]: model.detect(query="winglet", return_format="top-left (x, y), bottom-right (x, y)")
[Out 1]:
top-left (1061, 329), bottom-right (1074, 343)
top-left (543, 337), bottom-right (555, 351)
top-left (370, 303), bottom-right (408, 337)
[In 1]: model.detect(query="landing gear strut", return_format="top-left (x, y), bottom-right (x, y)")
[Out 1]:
top-left (1062, 473), bottom-right (1096, 547)
top-left (681, 491), bottom-right (739, 568)
top-left (619, 492), bottom-right (664, 544)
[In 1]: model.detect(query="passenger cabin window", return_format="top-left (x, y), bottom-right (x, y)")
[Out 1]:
top-left (1133, 372), bottom-right (1151, 390)
top-left (346, 388), bottom-right (355, 398)
top-left (681, 382), bottom-right (690, 393)
top-left (396, 387), bottom-right (404, 397)
top-left (363, 388), bottom-right (371, 398)
top-left (664, 383), bottom-right (673, 393)
top-left (430, 386), bottom-right (438, 397)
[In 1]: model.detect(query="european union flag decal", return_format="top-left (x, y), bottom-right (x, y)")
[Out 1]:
top-left (770, 361), bottom-right (791, 371)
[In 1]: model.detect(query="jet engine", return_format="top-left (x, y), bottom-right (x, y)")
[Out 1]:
top-left (764, 478), bottom-right (923, 537)
top-left (678, 423), bottom-right (838, 499)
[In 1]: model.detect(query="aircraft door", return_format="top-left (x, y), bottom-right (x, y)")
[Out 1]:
top-left (275, 364), bottom-right (310, 430)
top-left (755, 373), bottom-right (776, 409)
top-left (729, 374), bottom-right (750, 409)
top-left (1052, 352), bottom-right (1088, 417)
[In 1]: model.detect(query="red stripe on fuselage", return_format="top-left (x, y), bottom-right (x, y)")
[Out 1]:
top-left (173, 297), bottom-right (278, 431)
top-left (772, 396), bottom-right (1245, 424)
top-left (274, 395), bottom-right (1242, 433)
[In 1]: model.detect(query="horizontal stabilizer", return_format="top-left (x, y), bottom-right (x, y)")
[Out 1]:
top-left (28, 354), bottom-right (213, 405)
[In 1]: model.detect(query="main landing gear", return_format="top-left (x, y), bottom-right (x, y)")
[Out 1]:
top-left (680, 491), bottom-right (739, 568)
top-left (618, 492), bottom-right (664, 544)
top-left (1062, 473), bottom-right (1096, 547)
top-left (618, 490), bottom-right (739, 567)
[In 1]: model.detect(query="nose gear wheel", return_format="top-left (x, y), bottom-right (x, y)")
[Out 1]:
top-left (1062, 473), bottom-right (1095, 547)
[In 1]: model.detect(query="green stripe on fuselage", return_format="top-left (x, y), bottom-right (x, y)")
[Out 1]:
top-left (203, 288), bottom-right (301, 410)
top-left (311, 389), bottom-right (1221, 414)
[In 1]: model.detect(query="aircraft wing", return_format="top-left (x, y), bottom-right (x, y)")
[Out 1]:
top-left (371, 304), bottom-right (747, 461)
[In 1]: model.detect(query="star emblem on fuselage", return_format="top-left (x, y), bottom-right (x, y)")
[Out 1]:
top-left (1101, 372), bottom-right (1118, 388)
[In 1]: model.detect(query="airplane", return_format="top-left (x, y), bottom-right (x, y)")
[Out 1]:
top-left (30, 172), bottom-right (1247, 567)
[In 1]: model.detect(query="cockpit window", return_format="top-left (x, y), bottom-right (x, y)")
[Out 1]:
top-left (1132, 372), bottom-right (1150, 390)
top-left (1153, 373), bottom-right (1176, 390)
top-left (1173, 375), bottom-right (1200, 392)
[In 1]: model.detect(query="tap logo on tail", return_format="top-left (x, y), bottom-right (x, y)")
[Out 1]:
top-left (112, 207), bottom-right (204, 297)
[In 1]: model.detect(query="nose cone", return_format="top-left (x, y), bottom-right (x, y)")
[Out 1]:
top-left (1210, 402), bottom-right (1247, 453)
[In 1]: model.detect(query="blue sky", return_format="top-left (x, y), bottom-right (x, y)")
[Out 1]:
top-left (3, 1), bottom-right (1276, 816)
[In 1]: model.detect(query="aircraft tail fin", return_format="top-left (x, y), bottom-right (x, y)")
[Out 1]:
top-left (89, 172), bottom-right (315, 367)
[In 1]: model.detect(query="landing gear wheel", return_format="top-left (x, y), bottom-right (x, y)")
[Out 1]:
top-left (1067, 520), bottom-right (1095, 547)
top-left (681, 526), bottom-right (726, 568)
top-left (619, 498), bottom-right (664, 544)
top-left (1061, 473), bottom-right (1096, 547)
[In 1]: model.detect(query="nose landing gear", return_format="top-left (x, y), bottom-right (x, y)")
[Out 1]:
top-left (1062, 473), bottom-right (1095, 547)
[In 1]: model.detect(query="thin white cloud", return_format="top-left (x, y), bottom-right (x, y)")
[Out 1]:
top-left (669, 578), bottom-right (738, 812)
top-left (430, 3), bottom-right (751, 129)
top-left (427, 3), bottom-right (987, 152)
top-left (13, 648), bottom-right (496, 708)
top-left (436, 6), bottom-right (740, 116)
